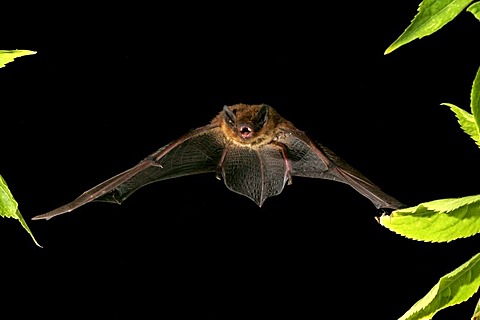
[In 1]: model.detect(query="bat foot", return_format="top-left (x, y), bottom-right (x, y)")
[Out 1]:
top-left (377, 204), bottom-right (405, 216)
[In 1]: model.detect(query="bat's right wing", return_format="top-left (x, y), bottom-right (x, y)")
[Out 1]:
top-left (32, 124), bottom-right (225, 220)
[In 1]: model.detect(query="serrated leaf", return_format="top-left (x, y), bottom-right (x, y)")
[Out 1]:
top-left (396, 252), bottom-right (480, 320)
top-left (443, 102), bottom-right (480, 147)
top-left (378, 195), bottom-right (480, 242)
top-left (0, 175), bottom-right (41, 247)
top-left (385, 0), bottom-right (473, 54)
top-left (0, 49), bottom-right (36, 68)
top-left (467, 1), bottom-right (480, 20)
top-left (472, 66), bottom-right (480, 132)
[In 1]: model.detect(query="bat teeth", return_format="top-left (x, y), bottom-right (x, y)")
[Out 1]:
top-left (239, 125), bottom-right (254, 139)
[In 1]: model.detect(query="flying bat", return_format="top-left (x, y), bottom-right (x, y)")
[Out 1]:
top-left (32, 103), bottom-right (404, 220)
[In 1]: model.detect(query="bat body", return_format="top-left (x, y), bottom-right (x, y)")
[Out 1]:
top-left (32, 103), bottom-right (404, 220)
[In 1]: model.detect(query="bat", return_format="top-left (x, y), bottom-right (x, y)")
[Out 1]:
top-left (32, 103), bottom-right (404, 220)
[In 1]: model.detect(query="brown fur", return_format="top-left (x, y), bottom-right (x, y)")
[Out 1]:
top-left (212, 103), bottom-right (294, 147)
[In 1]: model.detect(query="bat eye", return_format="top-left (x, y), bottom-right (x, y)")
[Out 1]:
top-left (239, 125), bottom-right (254, 139)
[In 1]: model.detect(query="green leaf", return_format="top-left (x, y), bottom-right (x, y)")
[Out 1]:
top-left (0, 175), bottom-right (41, 247)
top-left (0, 49), bottom-right (36, 69)
top-left (442, 102), bottom-right (480, 147)
top-left (473, 296), bottom-right (480, 320)
top-left (472, 66), bottom-right (480, 132)
top-left (442, 66), bottom-right (480, 148)
top-left (378, 195), bottom-right (480, 242)
top-left (385, 0), bottom-right (474, 54)
top-left (467, 1), bottom-right (480, 20)
top-left (396, 252), bottom-right (480, 320)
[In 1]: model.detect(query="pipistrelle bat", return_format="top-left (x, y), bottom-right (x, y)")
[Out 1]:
top-left (32, 103), bottom-right (403, 220)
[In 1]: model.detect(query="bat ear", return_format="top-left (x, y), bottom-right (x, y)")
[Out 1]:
top-left (223, 105), bottom-right (236, 125)
top-left (254, 104), bottom-right (270, 128)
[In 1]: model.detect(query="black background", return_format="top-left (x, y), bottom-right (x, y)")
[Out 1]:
top-left (2, 2), bottom-right (480, 319)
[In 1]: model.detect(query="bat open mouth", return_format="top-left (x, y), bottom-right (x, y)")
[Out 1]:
top-left (239, 125), bottom-right (253, 139)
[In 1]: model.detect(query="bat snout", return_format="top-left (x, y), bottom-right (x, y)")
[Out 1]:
top-left (239, 125), bottom-right (254, 139)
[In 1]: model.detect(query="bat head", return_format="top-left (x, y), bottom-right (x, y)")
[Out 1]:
top-left (222, 103), bottom-right (278, 146)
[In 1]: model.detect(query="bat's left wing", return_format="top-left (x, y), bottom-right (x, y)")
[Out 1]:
top-left (277, 128), bottom-right (405, 210)
top-left (32, 124), bottom-right (225, 220)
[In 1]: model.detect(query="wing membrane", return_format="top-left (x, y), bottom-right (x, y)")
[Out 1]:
top-left (279, 129), bottom-right (404, 210)
top-left (221, 144), bottom-right (288, 206)
top-left (32, 124), bottom-right (224, 220)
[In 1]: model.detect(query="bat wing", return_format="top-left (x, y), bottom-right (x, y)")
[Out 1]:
top-left (32, 124), bottom-right (225, 220)
top-left (219, 143), bottom-right (289, 207)
top-left (278, 129), bottom-right (405, 210)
